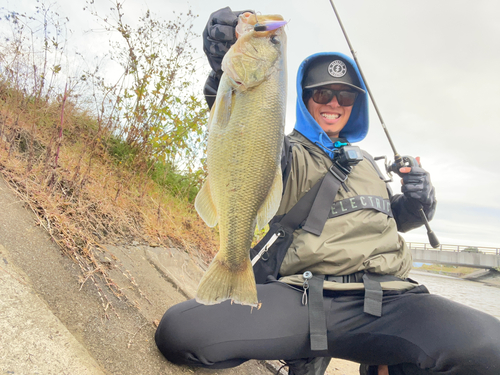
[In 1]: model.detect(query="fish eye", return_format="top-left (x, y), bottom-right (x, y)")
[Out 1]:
top-left (270, 35), bottom-right (280, 45)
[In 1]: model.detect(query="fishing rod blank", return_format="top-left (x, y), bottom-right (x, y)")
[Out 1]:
top-left (328, 0), bottom-right (439, 248)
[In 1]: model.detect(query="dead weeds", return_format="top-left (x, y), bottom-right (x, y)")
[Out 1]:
top-left (0, 98), bottom-right (218, 315)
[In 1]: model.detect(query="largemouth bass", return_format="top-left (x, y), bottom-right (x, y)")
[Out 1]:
top-left (194, 13), bottom-right (287, 306)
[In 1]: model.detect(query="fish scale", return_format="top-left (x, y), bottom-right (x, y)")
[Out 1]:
top-left (194, 13), bottom-right (287, 306)
top-left (209, 79), bottom-right (281, 265)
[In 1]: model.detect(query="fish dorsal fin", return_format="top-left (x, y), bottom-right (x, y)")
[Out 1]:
top-left (255, 165), bottom-right (283, 230)
top-left (194, 180), bottom-right (218, 227)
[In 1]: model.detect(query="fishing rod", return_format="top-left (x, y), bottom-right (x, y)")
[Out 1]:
top-left (328, 0), bottom-right (439, 248)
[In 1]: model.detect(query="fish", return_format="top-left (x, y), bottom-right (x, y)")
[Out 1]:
top-left (194, 13), bottom-right (287, 306)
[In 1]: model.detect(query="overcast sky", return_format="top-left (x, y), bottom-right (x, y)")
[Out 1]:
top-left (4, 0), bottom-right (500, 249)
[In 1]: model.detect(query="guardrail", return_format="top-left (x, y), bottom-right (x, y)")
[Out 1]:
top-left (407, 242), bottom-right (500, 256)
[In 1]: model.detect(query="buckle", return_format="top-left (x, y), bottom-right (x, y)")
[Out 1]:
top-left (329, 164), bottom-right (348, 182)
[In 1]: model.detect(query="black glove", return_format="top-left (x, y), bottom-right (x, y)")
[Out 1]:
top-left (202, 7), bottom-right (251, 108)
top-left (401, 166), bottom-right (435, 207)
top-left (391, 164), bottom-right (436, 232)
top-left (203, 71), bottom-right (220, 109)
top-left (203, 7), bottom-right (243, 73)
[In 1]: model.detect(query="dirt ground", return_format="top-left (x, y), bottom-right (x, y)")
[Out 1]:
top-left (0, 175), bottom-right (361, 374)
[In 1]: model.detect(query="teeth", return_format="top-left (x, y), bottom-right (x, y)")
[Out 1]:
top-left (321, 113), bottom-right (340, 119)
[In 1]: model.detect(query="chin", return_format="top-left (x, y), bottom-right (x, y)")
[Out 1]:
top-left (323, 127), bottom-right (341, 137)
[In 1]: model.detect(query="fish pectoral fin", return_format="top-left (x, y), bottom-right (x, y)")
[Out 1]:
top-left (194, 180), bottom-right (218, 227)
top-left (256, 166), bottom-right (283, 230)
top-left (211, 76), bottom-right (233, 129)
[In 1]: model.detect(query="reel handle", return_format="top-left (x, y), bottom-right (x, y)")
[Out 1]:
top-left (388, 154), bottom-right (419, 177)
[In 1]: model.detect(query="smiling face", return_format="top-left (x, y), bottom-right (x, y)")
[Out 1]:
top-left (305, 84), bottom-right (354, 137)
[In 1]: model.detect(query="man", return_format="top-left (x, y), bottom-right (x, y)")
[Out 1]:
top-left (155, 7), bottom-right (500, 375)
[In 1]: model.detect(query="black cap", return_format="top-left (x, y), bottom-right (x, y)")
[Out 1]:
top-left (303, 56), bottom-right (365, 93)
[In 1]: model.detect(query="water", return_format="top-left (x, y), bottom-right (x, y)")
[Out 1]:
top-left (409, 270), bottom-right (500, 320)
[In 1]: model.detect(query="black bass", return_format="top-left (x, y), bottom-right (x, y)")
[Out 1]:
top-left (194, 13), bottom-right (287, 306)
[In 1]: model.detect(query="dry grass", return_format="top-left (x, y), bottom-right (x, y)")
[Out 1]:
top-left (0, 90), bottom-right (218, 312)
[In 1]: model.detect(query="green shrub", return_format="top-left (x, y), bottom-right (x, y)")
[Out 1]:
top-left (149, 161), bottom-right (202, 203)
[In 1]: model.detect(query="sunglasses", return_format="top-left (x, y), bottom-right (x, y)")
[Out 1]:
top-left (307, 88), bottom-right (359, 107)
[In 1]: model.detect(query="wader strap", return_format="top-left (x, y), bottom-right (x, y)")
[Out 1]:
top-left (251, 177), bottom-right (325, 276)
top-left (362, 273), bottom-right (383, 317)
top-left (302, 164), bottom-right (347, 236)
top-left (279, 176), bottom-right (323, 230)
top-left (327, 272), bottom-right (403, 317)
top-left (308, 275), bottom-right (328, 351)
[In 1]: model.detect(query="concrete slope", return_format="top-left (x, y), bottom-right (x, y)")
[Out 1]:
top-left (0, 176), bottom-right (273, 375)
top-left (1, 244), bottom-right (106, 375)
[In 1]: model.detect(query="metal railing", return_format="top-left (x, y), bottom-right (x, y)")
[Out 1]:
top-left (407, 242), bottom-right (500, 256)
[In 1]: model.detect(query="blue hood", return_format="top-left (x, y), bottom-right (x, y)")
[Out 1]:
top-left (294, 52), bottom-right (369, 159)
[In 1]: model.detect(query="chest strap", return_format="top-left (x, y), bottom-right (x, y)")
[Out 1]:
top-left (302, 163), bottom-right (348, 236)
top-left (329, 195), bottom-right (393, 219)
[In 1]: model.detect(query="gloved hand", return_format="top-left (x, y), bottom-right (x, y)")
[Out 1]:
top-left (391, 158), bottom-right (436, 232)
top-left (202, 7), bottom-right (251, 108)
top-left (203, 7), bottom-right (249, 73)
top-left (399, 158), bottom-right (436, 221)
top-left (400, 165), bottom-right (435, 206)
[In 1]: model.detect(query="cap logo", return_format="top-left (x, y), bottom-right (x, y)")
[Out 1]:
top-left (328, 60), bottom-right (347, 78)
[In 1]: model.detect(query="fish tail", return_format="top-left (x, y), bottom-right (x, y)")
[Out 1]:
top-left (196, 254), bottom-right (258, 307)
